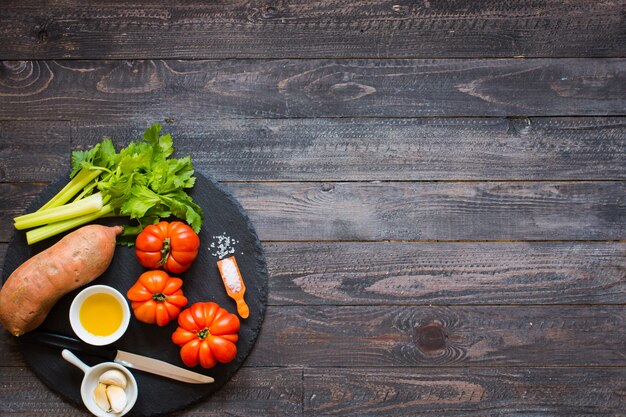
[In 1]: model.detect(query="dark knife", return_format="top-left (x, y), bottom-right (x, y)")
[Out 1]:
top-left (19, 331), bottom-right (214, 384)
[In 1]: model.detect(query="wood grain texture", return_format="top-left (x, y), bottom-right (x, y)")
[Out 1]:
top-left (1, 236), bottom-right (623, 367)
top-left (171, 367), bottom-right (303, 417)
top-left (0, 245), bottom-right (5, 277)
top-left (264, 241), bottom-right (626, 305)
top-left (0, 367), bottom-right (90, 416)
top-left (0, 0), bottom-right (624, 415)
top-left (248, 306), bottom-right (626, 367)
top-left (2, 240), bottom-right (624, 308)
top-left (0, 121), bottom-right (70, 182)
top-left (0, 366), bottom-right (303, 417)
top-left (4, 306), bottom-right (625, 368)
top-left (0, 183), bottom-right (46, 241)
top-left (71, 117), bottom-right (626, 181)
top-left (0, 117), bottom-right (621, 182)
top-left (304, 367), bottom-right (626, 416)
top-left (1, 59), bottom-right (625, 120)
top-left (1, 1), bottom-right (624, 59)
top-left (229, 181), bottom-right (626, 241)
top-left (1, 181), bottom-right (625, 242)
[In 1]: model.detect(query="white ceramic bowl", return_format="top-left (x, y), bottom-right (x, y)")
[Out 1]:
top-left (62, 349), bottom-right (138, 417)
top-left (69, 285), bottom-right (130, 346)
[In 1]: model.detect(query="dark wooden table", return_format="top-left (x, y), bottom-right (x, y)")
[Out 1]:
top-left (1, 1), bottom-right (625, 415)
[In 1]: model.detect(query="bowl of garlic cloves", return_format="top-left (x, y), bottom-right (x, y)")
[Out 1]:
top-left (62, 349), bottom-right (138, 416)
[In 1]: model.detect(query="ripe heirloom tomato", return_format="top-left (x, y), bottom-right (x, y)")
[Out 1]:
top-left (135, 221), bottom-right (200, 273)
top-left (171, 302), bottom-right (240, 368)
top-left (127, 270), bottom-right (188, 326)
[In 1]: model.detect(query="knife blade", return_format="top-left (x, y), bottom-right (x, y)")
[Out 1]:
top-left (19, 331), bottom-right (214, 384)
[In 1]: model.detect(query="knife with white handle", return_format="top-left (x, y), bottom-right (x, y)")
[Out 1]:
top-left (20, 331), bottom-right (214, 384)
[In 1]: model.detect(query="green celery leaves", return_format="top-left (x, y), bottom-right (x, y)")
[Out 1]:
top-left (77, 122), bottom-right (203, 239)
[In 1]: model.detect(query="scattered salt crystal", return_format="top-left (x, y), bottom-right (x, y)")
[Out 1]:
top-left (210, 233), bottom-right (240, 259)
top-left (220, 257), bottom-right (242, 292)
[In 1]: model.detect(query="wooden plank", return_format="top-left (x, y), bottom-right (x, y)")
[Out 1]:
top-left (0, 244), bottom-right (5, 276)
top-left (248, 306), bottom-right (625, 367)
top-left (0, 59), bottom-right (625, 120)
top-left (0, 366), bottom-right (303, 417)
top-left (2, 117), bottom-right (623, 182)
top-left (1, 364), bottom-right (623, 417)
top-left (3, 306), bottom-right (624, 368)
top-left (0, 183), bottom-right (46, 241)
top-left (264, 242), bottom-right (626, 305)
top-left (229, 181), bottom-right (626, 241)
top-left (0, 1), bottom-right (624, 59)
top-left (4, 241), bottom-right (625, 307)
top-left (0, 121), bottom-right (70, 183)
top-left (304, 367), bottom-right (626, 416)
top-left (72, 117), bottom-right (626, 181)
top-left (0, 367), bottom-right (84, 417)
top-left (1, 181), bottom-right (625, 242)
top-left (2, 240), bottom-right (624, 306)
top-left (176, 367), bottom-right (303, 417)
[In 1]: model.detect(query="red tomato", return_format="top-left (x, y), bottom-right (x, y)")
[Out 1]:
top-left (171, 302), bottom-right (240, 368)
top-left (126, 270), bottom-right (188, 326)
top-left (135, 221), bottom-right (200, 273)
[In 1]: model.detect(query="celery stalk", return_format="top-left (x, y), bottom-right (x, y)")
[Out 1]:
top-left (15, 123), bottom-right (203, 245)
top-left (14, 192), bottom-right (103, 230)
top-left (38, 168), bottom-right (102, 211)
top-left (26, 204), bottom-right (114, 245)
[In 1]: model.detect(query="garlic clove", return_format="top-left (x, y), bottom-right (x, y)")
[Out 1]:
top-left (98, 369), bottom-right (128, 388)
top-left (94, 383), bottom-right (111, 412)
top-left (106, 384), bottom-right (127, 413)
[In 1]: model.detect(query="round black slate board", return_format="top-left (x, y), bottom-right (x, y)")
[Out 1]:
top-left (2, 172), bottom-right (268, 417)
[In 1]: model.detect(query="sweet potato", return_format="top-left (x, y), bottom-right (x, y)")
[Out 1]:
top-left (0, 224), bottom-right (122, 336)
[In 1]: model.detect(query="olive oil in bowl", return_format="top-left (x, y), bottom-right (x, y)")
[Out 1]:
top-left (70, 285), bottom-right (130, 346)
top-left (79, 293), bottom-right (124, 336)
